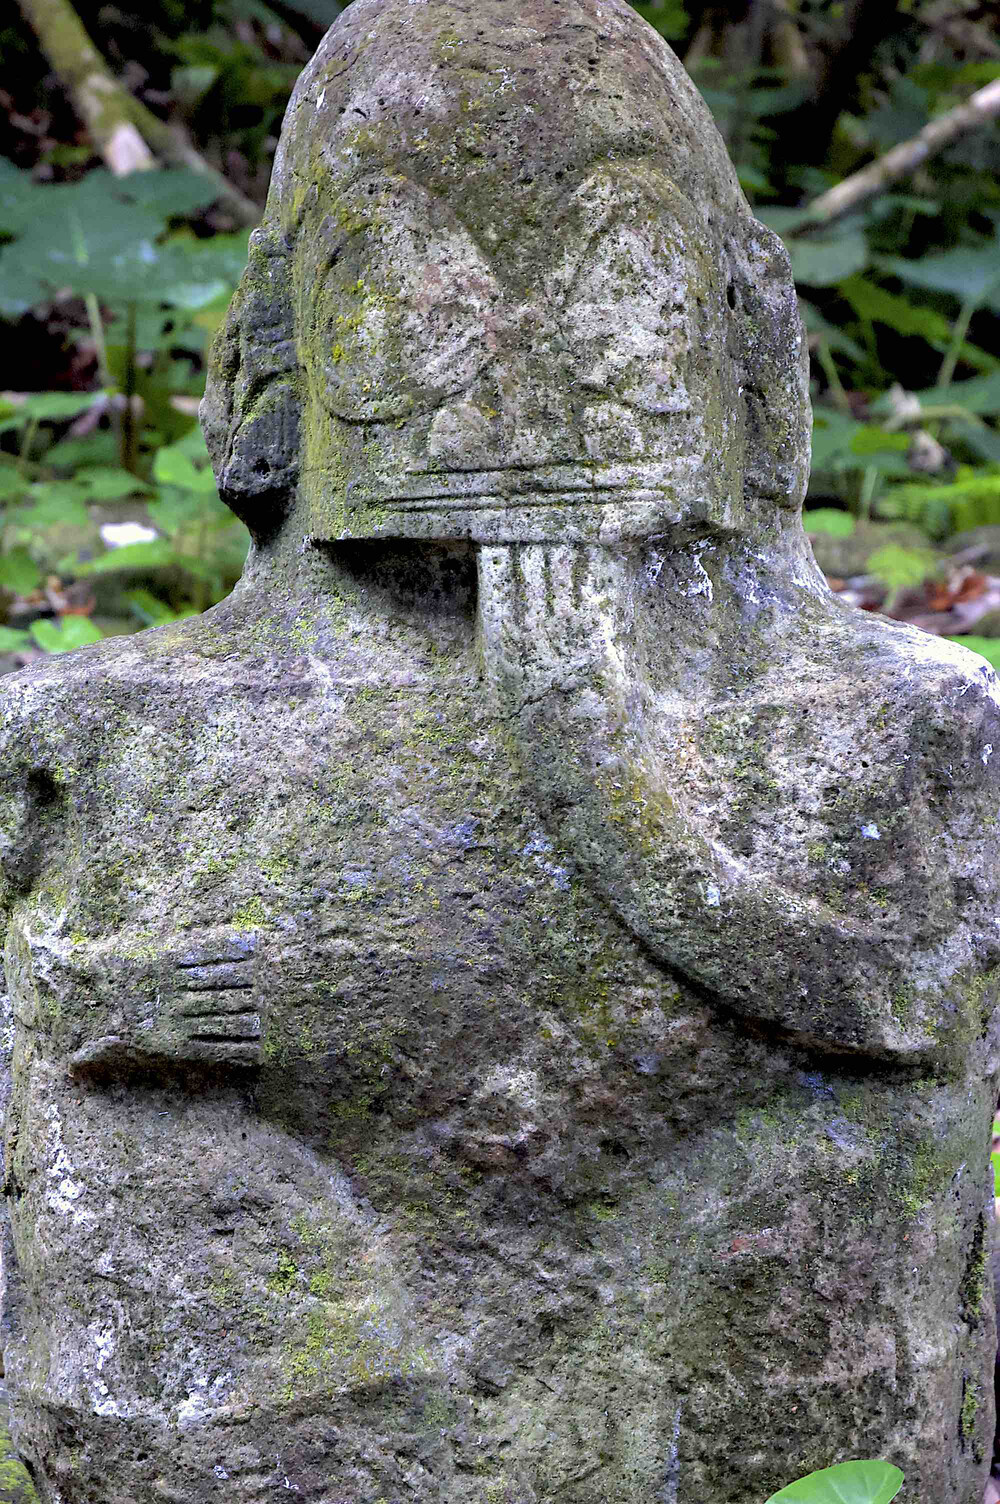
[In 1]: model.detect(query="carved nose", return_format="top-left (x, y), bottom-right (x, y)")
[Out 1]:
top-left (426, 389), bottom-right (570, 470)
top-left (582, 401), bottom-right (646, 461)
top-left (426, 400), bottom-right (500, 470)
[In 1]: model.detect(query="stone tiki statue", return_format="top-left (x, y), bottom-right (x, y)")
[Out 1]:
top-left (1, 2), bottom-right (1000, 1501)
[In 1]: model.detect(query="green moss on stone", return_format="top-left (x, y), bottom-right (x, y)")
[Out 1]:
top-left (233, 895), bottom-right (267, 931)
top-left (960, 1377), bottom-right (983, 1462)
top-left (0, 1418), bottom-right (40, 1504)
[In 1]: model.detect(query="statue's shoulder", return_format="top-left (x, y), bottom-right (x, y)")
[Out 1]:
top-left (0, 604), bottom-right (256, 754)
top-left (0, 606), bottom-right (274, 918)
top-left (0, 579), bottom-right (350, 785)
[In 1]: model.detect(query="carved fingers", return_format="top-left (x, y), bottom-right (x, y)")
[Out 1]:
top-left (8, 926), bottom-right (266, 1081)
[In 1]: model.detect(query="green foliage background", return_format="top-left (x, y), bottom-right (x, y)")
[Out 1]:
top-left (1, 0), bottom-right (999, 661)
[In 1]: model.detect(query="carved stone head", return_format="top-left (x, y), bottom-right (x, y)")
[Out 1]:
top-left (202, 0), bottom-right (810, 548)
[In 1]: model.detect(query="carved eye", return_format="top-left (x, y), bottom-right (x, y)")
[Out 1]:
top-left (307, 176), bottom-right (502, 423)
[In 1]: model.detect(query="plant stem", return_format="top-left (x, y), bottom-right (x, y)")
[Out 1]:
top-left (84, 293), bottom-right (110, 388)
top-left (816, 338), bottom-right (850, 414)
top-left (196, 518), bottom-right (210, 614)
top-left (121, 302), bottom-right (138, 475)
top-left (937, 289), bottom-right (991, 391)
top-left (859, 465), bottom-right (878, 522)
top-left (18, 418), bottom-right (38, 475)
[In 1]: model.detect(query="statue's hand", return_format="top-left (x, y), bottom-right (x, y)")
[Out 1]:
top-left (6, 921), bottom-right (263, 1079)
top-left (73, 930), bottom-right (263, 1078)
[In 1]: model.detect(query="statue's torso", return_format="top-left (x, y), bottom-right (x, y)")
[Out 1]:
top-left (0, 578), bottom-right (993, 1504)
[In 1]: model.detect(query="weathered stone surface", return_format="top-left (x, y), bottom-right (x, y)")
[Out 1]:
top-left (2, 2), bottom-right (1000, 1502)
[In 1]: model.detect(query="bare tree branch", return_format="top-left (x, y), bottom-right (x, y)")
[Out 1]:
top-left (16, 0), bottom-right (155, 174)
top-left (768, 0), bottom-right (812, 84)
top-left (15, 0), bottom-right (260, 224)
top-left (802, 76), bottom-right (1000, 227)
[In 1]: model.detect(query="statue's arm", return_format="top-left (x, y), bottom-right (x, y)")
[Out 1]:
top-left (0, 678), bottom-right (263, 1081)
top-left (479, 542), bottom-right (1000, 1065)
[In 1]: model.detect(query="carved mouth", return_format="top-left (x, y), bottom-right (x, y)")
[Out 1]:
top-left (367, 459), bottom-right (697, 510)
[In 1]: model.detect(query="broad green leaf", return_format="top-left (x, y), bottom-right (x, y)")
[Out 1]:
top-left (786, 230), bottom-right (868, 288)
top-left (909, 370), bottom-right (1000, 417)
top-left (765, 1459), bottom-right (904, 1504)
top-left (879, 233), bottom-right (1000, 309)
top-left (126, 588), bottom-right (198, 627)
top-left (948, 61), bottom-right (1000, 90)
top-left (45, 432), bottom-right (120, 469)
top-left (151, 232), bottom-right (251, 311)
top-left (0, 626), bottom-right (31, 653)
top-left (951, 422), bottom-right (1000, 466)
top-left (803, 509), bottom-right (855, 538)
top-left (0, 391), bottom-right (106, 433)
top-left (70, 468), bottom-right (151, 501)
top-left (839, 276), bottom-right (952, 343)
top-left (811, 412), bottom-right (864, 470)
top-left (736, 165), bottom-right (770, 195)
top-left (811, 415), bottom-right (912, 478)
top-left (865, 543), bottom-right (938, 592)
top-left (740, 84), bottom-right (810, 118)
top-left (863, 76), bottom-right (928, 151)
top-left (171, 424), bottom-right (213, 462)
top-left (73, 541), bottom-right (176, 576)
top-left (863, 192), bottom-right (938, 223)
top-left (30, 616), bottom-right (103, 653)
top-left (95, 168), bottom-right (225, 222)
top-left (759, 207), bottom-right (813, 236)
top-left (170, 64), bottom-right (220, 109)
top-left (850, 428), bottom-right (909, 457)
top-left (952, 638), bottom-right (1000, 674)
top-left (800, 300), bottom-right (865, 361)
top-left (16, 487), bottom-right (92, 530)
top-left (629, 1), bottom-right (688, 39)
top-left (153, 444), bottom-right (218, 493)
top-left (0, 549), bottom-right (42, 595)
top-left (0, 168), bottom-right (226, 311)
top-left (148, 490), bottom-right (225, 535)
top-left (0, 157), bottom-right (38, 236)
top-left (0, 466), bottom-right (28, 503)
top-left (18, 391), bottom-right (108, 422)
